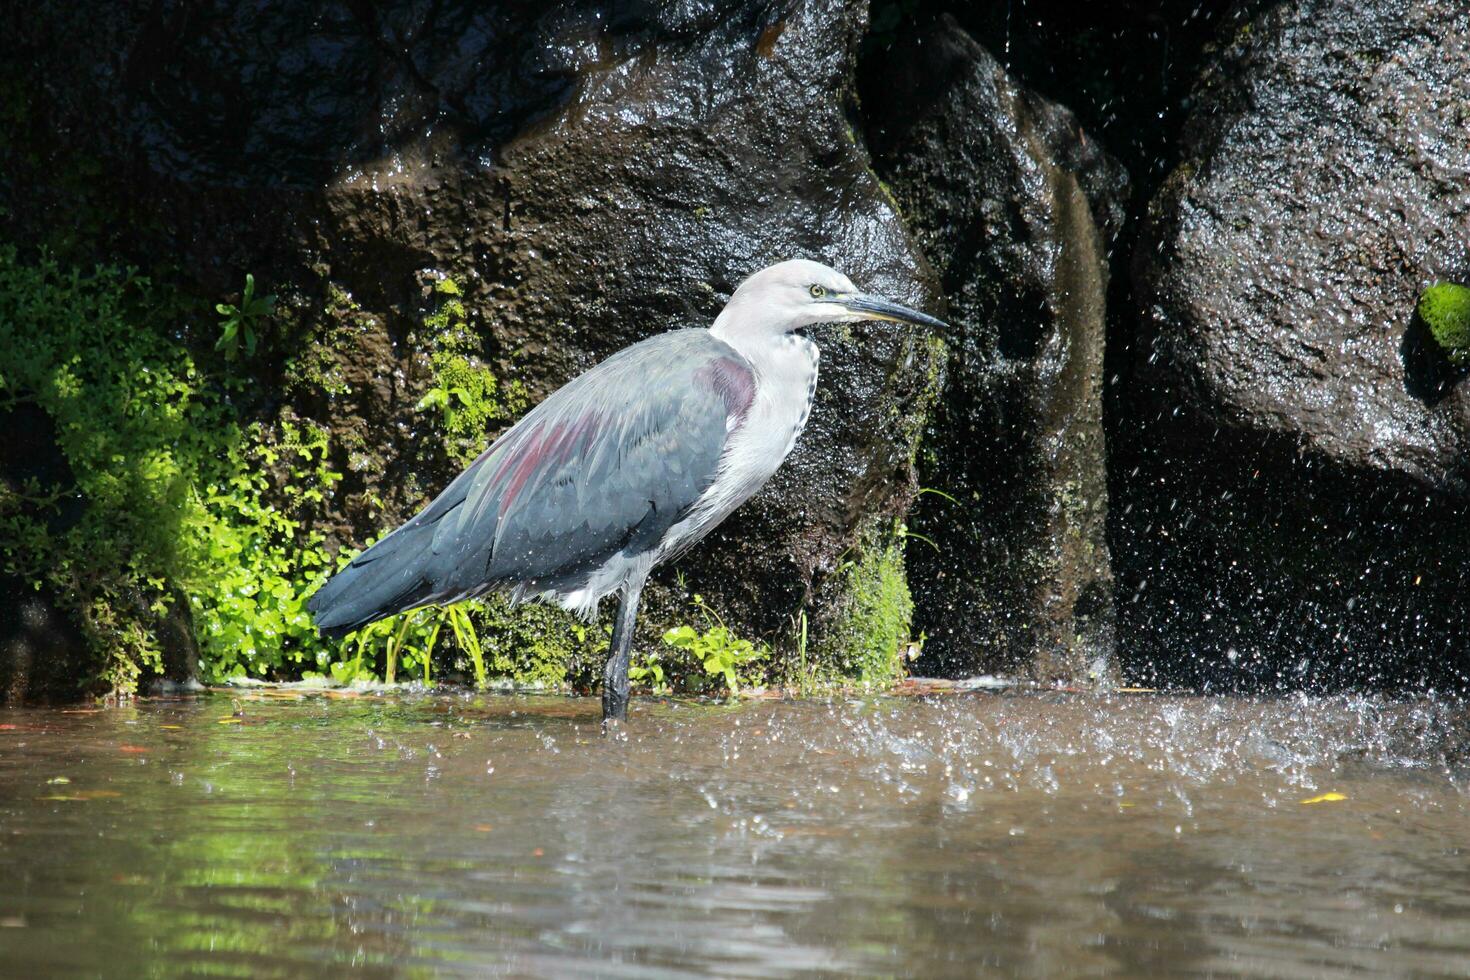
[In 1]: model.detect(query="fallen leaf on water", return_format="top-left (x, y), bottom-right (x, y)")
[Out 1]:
top-left (118, 745), bottom-right (149, 754)
top-left (0, 916), bottom-right (25, 928)
top-left (0, 724), bottom-right (20, 731)
top-left (39, 791), bottom-right (122, 801)
top-left (1300, 792), bottom-right (1347, 805)
top-left (532, 848), bottom-right (544, 857)
top-left (217, 718), bottom-right (242, 725)
top-left (473, 824), bottom-right (494, 833)
top-left (46, 777), bottom-right (70, 785)
top-left (159, 725), bottom-right (183, 730)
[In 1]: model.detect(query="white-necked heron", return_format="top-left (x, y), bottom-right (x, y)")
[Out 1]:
top-left (308, 259), bottom-right (947, 724)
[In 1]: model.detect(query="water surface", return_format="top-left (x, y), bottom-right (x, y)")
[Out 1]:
top-left (1, 689), bottom-right (1467, 977)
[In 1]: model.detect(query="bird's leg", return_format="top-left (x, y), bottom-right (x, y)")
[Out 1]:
top-left (601, 577), bottom-right (645, 731)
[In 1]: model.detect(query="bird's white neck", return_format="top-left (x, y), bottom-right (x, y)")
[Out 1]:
top-left (710, 292), bottom-right (777, 342)
top-left (706, 326), bottom-right (819, 491)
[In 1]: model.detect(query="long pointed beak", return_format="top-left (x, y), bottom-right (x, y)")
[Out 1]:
top-left (839, 293), bottom-right (950, 333)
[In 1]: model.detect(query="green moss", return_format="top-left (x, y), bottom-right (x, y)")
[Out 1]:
top-left (470, 596), bottom-right (607, 689)
top-left (417, 276), bottom-right (527, 465)
top-left (282, 284), bottom-right (367, 399)
top-left (1419, 282), bottom-right (1470, 366)
top-left (817, 534), bottom-right (915, 685)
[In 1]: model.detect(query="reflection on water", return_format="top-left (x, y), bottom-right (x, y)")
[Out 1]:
top-left (1, 689), bottom-right (1467, 977)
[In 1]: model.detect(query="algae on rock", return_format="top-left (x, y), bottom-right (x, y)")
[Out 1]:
top-left (814, 533), bottom-right (916, 686)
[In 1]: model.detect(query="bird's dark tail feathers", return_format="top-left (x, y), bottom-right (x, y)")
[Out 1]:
top-left (307, 523), bottom-right (441, 639)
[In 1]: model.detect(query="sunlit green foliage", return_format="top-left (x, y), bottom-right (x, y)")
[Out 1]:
top-left (651, 594), bottom-right (769, 697)
top-left (190, 417), bottom-right (341, 683)
top-left (0, 247), bottom-right (339, 691)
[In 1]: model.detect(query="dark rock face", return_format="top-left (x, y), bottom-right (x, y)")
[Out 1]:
top-left (1122, 0), bottom-right (1470, 688)
top-left (862, 15), bottom-right (1127, 680)
top-left (0, 588), bottom-right (85, 705)
top-left (1137, 0), bottom-right (1470, 485)
top-left (2, 0), bottom-right (945, 679)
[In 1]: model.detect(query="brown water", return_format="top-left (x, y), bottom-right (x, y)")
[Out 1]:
top-left (1, 689), bottom-right (1467, 978)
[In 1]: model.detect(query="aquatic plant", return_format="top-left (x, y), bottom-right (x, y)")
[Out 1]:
top-left (628, 648), bottom-right (671, 695)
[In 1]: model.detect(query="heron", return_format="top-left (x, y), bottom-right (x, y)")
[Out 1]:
top-left (307, 259), bottom-right (947, 725)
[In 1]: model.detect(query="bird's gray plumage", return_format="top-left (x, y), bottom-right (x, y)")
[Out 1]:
top-left (309, 329), bottom-right (754, 637)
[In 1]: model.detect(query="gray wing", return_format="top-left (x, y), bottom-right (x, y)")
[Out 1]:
top-left (309, 329), bottom-right (755, 635)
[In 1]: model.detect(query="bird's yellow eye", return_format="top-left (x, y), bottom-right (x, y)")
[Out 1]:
top-left (809, 284), bottom-right (826, 299)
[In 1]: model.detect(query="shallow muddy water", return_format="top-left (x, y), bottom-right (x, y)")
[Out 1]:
top-left (1, 689), bottom-right (1468, 977)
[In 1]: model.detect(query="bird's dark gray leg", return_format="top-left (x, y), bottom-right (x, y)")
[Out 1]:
top-left (601, 577), bottom-right (645, 730)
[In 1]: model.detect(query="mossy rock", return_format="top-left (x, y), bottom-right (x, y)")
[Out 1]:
top-left (470, 596), bottom-right (607, 690)
top-left (1419, 283), bottom-right (1470, 367)
top-left (815, 536), bottom-right (914, 685)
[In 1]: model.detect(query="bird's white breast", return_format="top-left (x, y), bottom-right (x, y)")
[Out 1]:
top-left (733, 332), bottom-right (819, 490)
top-left (656, 332), bottom-right (819, 560)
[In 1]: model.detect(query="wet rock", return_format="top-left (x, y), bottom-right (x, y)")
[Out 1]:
top-left (0, 586), bottom-right (87, 705)
top-left (1136, 0), bottom-right (1470, 486)
top-left (2, 0), bottom-right (944, 673)
top-left (1120, 0), bottom-right (1470, 688)
top-left (861, 14), bottom-right (1127, 681)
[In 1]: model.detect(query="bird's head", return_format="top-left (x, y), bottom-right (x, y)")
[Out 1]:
top-left (711, 259), bottom-right (948, 341)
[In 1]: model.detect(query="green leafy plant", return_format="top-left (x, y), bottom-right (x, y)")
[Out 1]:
top-left (628, 649), bottom-right (671, 695)
top-left (191, 418), bottom-right (344, 683)
top-left (661, 594), bottom-right (768, 696)
top-left (1419, 282), bottom-right (1470, 366)
top-left (215, 273), bottom-right (275, 358)
top-left (445, 603), bottom-right (488, 689)
top-left (302, 603), bottom-right (457, 688)
top-left (0, 248), bottom-right (339, 692)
